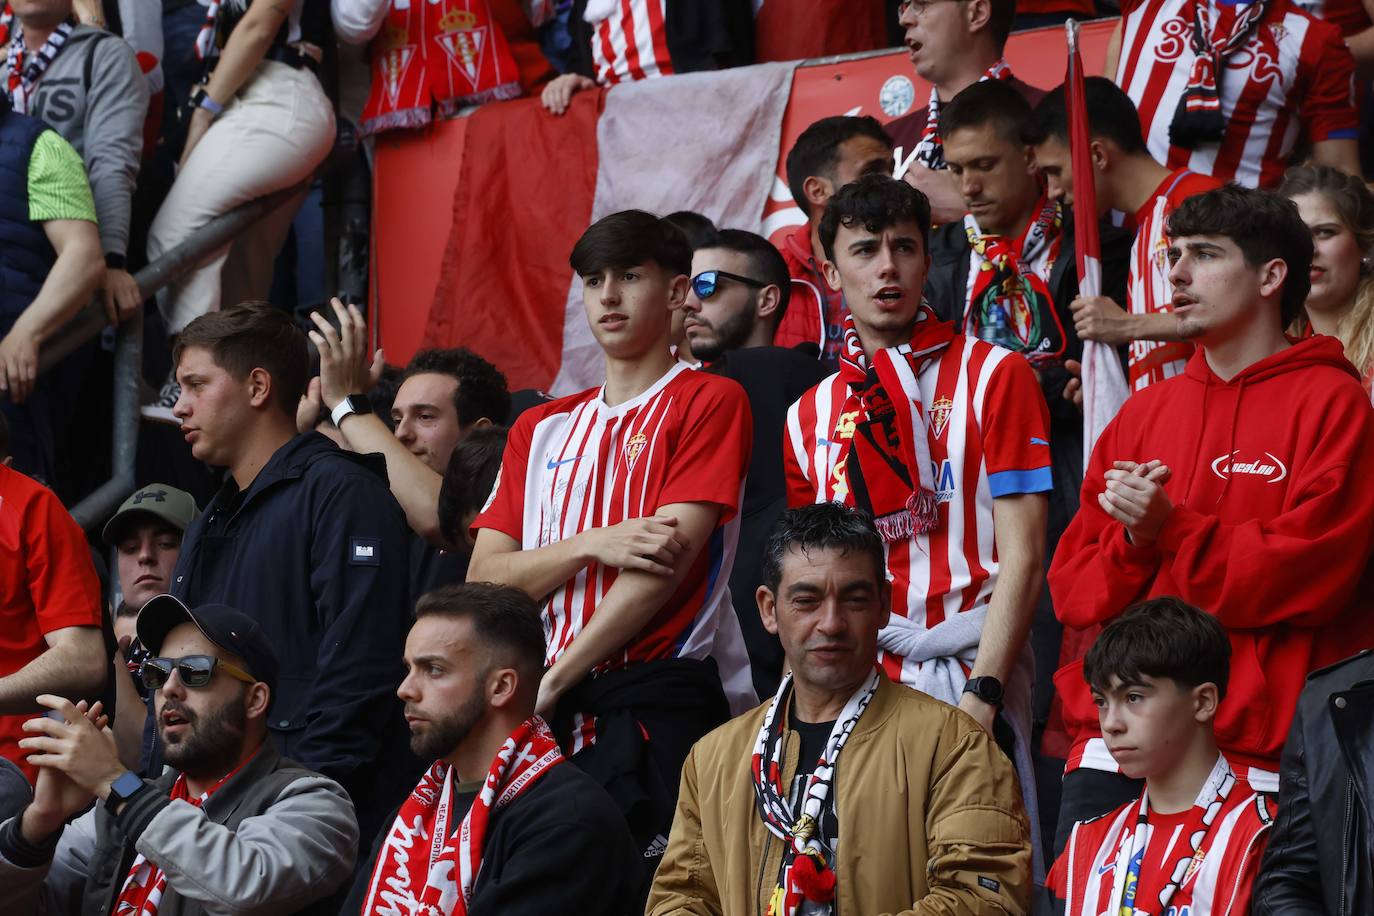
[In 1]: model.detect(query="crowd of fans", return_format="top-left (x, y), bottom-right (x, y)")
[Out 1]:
top-left (2, 0), bottom-right (1374, 913)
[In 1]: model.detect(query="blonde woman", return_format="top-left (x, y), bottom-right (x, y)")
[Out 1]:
top-left (1280, 164), bottom-right (1374, 397)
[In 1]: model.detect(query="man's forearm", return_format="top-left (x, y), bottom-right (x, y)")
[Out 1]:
top-left (20, 246), bottom-right (104, 348)
top-left (0, 638), bottom-right (106, 716)
top-left (337, 412), bottom-right (444, 543)
top-left (970, 555), bottom-right (1040, 685)
top-left (542, 569), bottom-right (685, 698)
top-left (1129, 311), bottom-right (1184, 343)
top-left (468, 535), bottom-right (594, 601)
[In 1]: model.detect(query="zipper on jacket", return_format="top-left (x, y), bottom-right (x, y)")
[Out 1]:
top-left (1342, 778), bottom-right (1353, 916)
top-left (756, 829), bottom-right (773, 916)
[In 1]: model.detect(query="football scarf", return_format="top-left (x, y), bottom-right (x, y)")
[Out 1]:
top-left (1169, 0), bottom-right (1269, 149)
top-left (751, 669), bottom-right (880, 916)
top-left (835, 308), bottom-right (954, 542)
top-left (963, 194), bottom-right (1067, 366)
top-left (114, 751), bottom-right (257, 916)
top-left (360, 0), bottom-right (521, 136)
top-left (361, 716), bottom-right (564, 915)
top-left (1099, 754), bottom-right (1236, 916)
top-left (911, 58), bottom-right (1012, 171)
top-left (5, 18), bottom-right (74, 114)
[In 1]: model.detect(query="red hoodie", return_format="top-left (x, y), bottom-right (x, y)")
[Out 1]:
top-left (1049, 336), bottom-right (1374, 773)
top-left (773, 223), bottom-right (845, 360)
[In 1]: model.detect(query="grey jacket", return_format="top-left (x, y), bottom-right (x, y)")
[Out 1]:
top-left (0, 743), bottom-right (359, 915)
top-left (1, 25), bottom-right (149, 258)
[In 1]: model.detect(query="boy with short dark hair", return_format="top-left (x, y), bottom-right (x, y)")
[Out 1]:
top-left (1050, 597), bottom-right (1276, 916)
top-left (468, 209), bottom-right (755, 890)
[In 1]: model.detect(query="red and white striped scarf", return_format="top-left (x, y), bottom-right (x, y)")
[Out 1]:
top-left (114, 751), bottom-right (258, 916)
top-left (911, 58), bottom-right (1012, 171)
top-left (361, 716), bottom-right (564, 915)
top-left (751, 670), bottom-right (881, 916)
top-left (835, 308), bottom-right (953, 542)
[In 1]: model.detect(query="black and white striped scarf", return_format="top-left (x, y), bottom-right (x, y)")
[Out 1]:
top-left (6, 18), bottom-right (74, 114)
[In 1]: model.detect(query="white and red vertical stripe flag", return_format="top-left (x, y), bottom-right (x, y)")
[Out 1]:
top-left (1067, 18), bottom-right (1129, 464)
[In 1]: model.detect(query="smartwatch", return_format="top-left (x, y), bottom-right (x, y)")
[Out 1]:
top-left (331, 393), bottom-right (373, 428)
top-left (105, 771), bottom-right (147, 814)
top-left (962, 676), bottom-right (1005, 707)
top-left (188, 87), bottom-right (224, 117)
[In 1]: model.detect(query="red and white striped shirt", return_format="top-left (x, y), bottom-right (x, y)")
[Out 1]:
top-left (1126, 169), bottom-right (1223, 392)
top-left (783, 335), bottom-right (1051, 683)
top-left (589, 0), bottom-right (674, 86)
top-left (1050, 766), bottom-right (1276, 916)
top-left (476, 361), bottom-right (750, 676)
top-left (1115, 0), bottom-right (1359, 188)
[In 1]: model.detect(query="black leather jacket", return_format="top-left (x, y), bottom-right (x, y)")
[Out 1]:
top-left (1254, 650), bottom-right (1374, 915)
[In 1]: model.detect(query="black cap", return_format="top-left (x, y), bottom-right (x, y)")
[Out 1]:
top-left (135, 595), bottom-right (279, 695)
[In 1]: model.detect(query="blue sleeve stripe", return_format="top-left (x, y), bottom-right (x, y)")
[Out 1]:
top-left (1325, 129), bottom-right (1361, 140)
top-left (989, 467), bottom-right (1053, 497)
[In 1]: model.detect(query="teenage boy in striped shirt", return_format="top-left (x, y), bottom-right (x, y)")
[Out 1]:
top-left (469, 209), bottom-right (754, 887)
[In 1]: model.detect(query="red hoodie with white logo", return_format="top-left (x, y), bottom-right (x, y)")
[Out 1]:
top-left (1050, 336), bottom-right (1374, 773)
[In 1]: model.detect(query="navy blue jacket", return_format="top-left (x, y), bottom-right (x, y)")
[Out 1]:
top-left (169, 432), bottom-right (416, 845)
top-left (0, 97), bottom-right (56, 338)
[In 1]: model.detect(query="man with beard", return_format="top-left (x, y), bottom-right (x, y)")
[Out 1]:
top-left (683, 228), bottom-right (828, 696)
top-left (346, 582), bottom-right (640, 914)
top-left (0, 595), bottom-right (359, 914)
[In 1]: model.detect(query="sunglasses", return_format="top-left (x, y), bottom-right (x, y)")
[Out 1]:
top-left (691, 270), bottom-right (766, 301)
top-left (141, 654), bottom-right (257, 691)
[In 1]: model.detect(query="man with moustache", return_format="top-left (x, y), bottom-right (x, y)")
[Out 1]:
top-left (0, 595), bottom-right (359, 914)
top-left (346, 582), bottom-right (640, 914)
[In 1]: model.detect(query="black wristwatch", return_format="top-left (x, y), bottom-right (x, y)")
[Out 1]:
top-left (105, 771), bottom-right (147, 814)
top-left (962, 676), bottom-right (1005, 707)
top-left (330, 393), bottom-right (373, 428)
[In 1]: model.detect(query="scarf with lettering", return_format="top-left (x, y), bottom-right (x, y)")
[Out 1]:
top-left (835, 308), bottom-right (953, 542)
top-left (1169, 0), bottom-right (1269, 149)
top-left (361, 716), bottom-right (564, 915)
top-left (5, 18), bottom-right (74, 114)
top-left (963, 194), bottom-right (1067, 366)
top-left (752, 669), bottom-right (880, 916)
top-left (360, 0), bottom-right (521, 137)
top-left (910, 58), bottom-right (1012, 171)
top-left (114, 751), bottom-right (258, 916)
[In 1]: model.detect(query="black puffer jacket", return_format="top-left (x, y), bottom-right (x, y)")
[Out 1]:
top-left (1253, 650), bottom-right (1374, 916)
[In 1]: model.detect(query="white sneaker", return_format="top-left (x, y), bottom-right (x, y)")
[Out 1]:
top-left (139, 374), bottom-right (181, 425)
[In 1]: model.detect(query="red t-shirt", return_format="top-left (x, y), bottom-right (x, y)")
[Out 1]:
top-left (1115, 0), bottom-right (1359, 188)
top-left (1308, 0), bottom-right (1372, 36)
top-left (0, 465), bottom-right (103, 783)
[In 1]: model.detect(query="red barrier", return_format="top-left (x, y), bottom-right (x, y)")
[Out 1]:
top-left (372, 20), bottom-right (1119, 362)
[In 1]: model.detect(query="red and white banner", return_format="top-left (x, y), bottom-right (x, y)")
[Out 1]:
top-left (1066, 19), bottom-right (1129, 463)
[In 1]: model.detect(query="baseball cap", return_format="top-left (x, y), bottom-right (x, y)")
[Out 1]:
top-left (135, 595), bottom-right (279, 695)
top-left (102, 484), bottom-right (200, 546)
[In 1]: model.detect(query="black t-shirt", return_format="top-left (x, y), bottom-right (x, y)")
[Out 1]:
top-left (788, 709), bottom-right (840, 854)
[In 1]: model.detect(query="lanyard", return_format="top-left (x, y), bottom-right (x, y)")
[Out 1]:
top-left (1107, 754), bottom-right (1234, 916)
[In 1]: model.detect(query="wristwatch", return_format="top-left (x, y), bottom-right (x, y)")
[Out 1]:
top-left (962, 676), bottom-right (1005, 707)
top-left (105, 771), bottom-right (147, 815)
top-left (331, 393), bottom-right (373, 428)
top-left (187, 86), bottom-right (224, 118)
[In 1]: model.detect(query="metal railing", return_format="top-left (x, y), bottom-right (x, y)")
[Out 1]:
top-left (20, 179), bottom-right (314, 529)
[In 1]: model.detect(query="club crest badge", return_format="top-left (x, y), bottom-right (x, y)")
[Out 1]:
top-left (433, 8), bottom-right (486, 88)
top-left (929, 397), bottom-right (954, 438)
top-left (624, 433), bottom-right (648, 469)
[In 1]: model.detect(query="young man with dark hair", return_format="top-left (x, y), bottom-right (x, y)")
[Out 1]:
top-left (346, 582), bottom-right (641, 914)
top-left (682, 227), bottom-right (829, 696)
top-left (1024, 77), bottom-right (1223, 392)
top-left (648, 502), bottom-right (1032, 915)
top-left (469, 209), bottom-right (754, 885)
top-left (1049, 185), bottom-right (1374, 852)
top-left (0, 597), bottom-right (359, 914)
top-left (925, 81), bottom-right (1130, 768)
top-left (436, 425), bottom-right (507, 550)
top-left (784, 173), bottom-right (1053, 870)
top-left (886, 0), bottom-right (1042, 225)
top-left (102, 484), bottom-right (200, 613)
top-left (167, 301), bottom-right (415, 856)
top-left (1050, 598), bottom-right (1275, 916)
top-left (777, 115), bottom-right (894, 361)
top-left (1107, 0), bottom-right (1360, 188)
